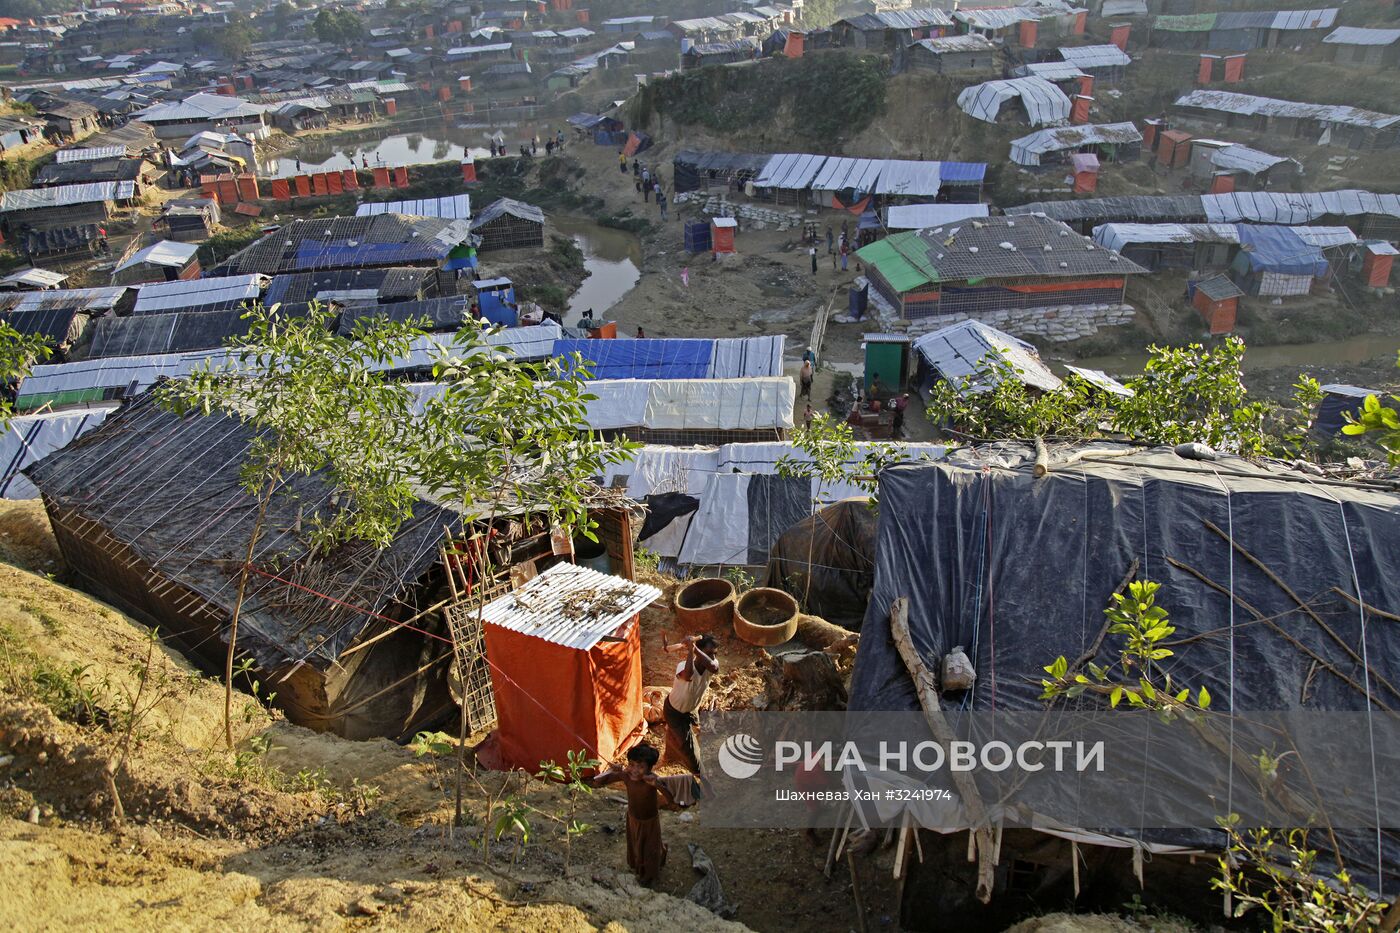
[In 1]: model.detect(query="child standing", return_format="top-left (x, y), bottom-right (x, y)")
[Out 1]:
top-left (590, 745), bottom-right (675, 885)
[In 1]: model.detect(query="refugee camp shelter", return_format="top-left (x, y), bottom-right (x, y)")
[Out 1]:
top-left (855, 214), bottom-right (1147, 321)
top-left (583, 376), bottom-right (795, 445)
top-left (1190, 142), bottom-right (1300, 191)
top-left (851, 442), bottom-right (1400, 921)
top-left (209, 214), bottom-right (475, 276)
top-left (478, 562), bottom-right (660, 771)
top-left (1311, 384), bottom-right (1376, 437)
top-left (111, 240), bottom-right (200, 285)
top-left (672, 149), bottom-right (770, 194)
top-left (471, 198), bottom-right (545, 251)
top-left (1009, 122), bottom-right (1142, 166)
top-left (1173, 89), bottom-right (1400, 150)
top-left (24, 394), bottom-right (458, 740)
top-left (1057, 43), bottom-right (1132, 82)
top-left (0, 181), bottom-right (134, 233)
top-left (83, 308), bottom-right (257, 359)
top-left (1322, 27), bottom-right (1400, 68)
top-left (130, 274), bottom-right (267, 314)
top-left (904, 34), bottom-right (999, 74)
top-left (356, 194), bottom-right (472, 220)
top-left (160, 197), bottom-right (220, 241)
top-left (911, 320), bottom-right (1062, 397)
top-left (1230, 223), bottom-right (1329, 296)
top-left (133, 92), bottom-right (269, 139)
top-left (884, 203), bottom-right (990, 230)
top-left (957, 76), bottom-right (1072, 126)
top-left (0, 267), bottom-right (67, 291)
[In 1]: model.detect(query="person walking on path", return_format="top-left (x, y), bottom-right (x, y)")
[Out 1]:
top-left (619, 151), bottom-right (628, 173)
top-left (826, 225), bottom-right (834, 255)
top-left (809, 246), bottom-right (818, 274)
top-left (799, 358), bottom-right (813, 398)
top-left (803, 404), bottom-right (814, 429)
top-left (841, 241), bottom-right (850, 272)
top-left (588, 745), bottom-right (676, 886)
top-left (891, 393), bottom-right (910, 438)
top-left (642, 168), bottom-right (651, 201)
top-left (657, 189), bottom-right (668, 220)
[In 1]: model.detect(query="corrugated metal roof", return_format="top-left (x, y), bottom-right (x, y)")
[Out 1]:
top-left (1269, 8), bottom-right (1336, 31)
top-left (1210, 144), bottom-right (1297, 174)
top-left (55, 145), bottom-right (126, 163)
top-left (11, 286), bottom-right (127, 314)
top-left (1009, 195), bottom-right (1207, 223)
top-left (845, 8), bottom-right (954, 30)
top-left (1010, 122), bottom-right (1143, 165)
top-left (356, 194), bottom-right (472, 219)
top-left (0, 268), bottom-right (68, 288)
top-left (0, 181), bottom-right (135, 212)
top-left (1202, 190), bottom-right (1400, 223)
top-left (1175, 89), bottom-right (1400, 129)
top-left (1059, 44), bottom-right (1132, 69)
top-left (913, 34), bottom-right (998, 53)
top-left (957, 77), bottom-right (1072, 126)
top-left (1015, 61), bottom-right (1088, 81)
top-left (132, 274), bottom-right (265, 313)
top-left (134, 92), bottom-right (267, 122)
top-left (1323, 26), bottom-right (1400, 46)
top-left (913, 320), bottom-right (1062, 394)
top-left (479, 561), bottom-right (660, 650)
top-left (115, 240), bottom-right (199, 272)
top-left (1065, 366), bottom-right (1132, 397)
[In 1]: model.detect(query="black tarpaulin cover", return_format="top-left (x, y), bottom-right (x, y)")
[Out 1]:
top-left (849, 442), bottom-right (1400, 882)
top-left (766, 498), bottom-right (878, 628)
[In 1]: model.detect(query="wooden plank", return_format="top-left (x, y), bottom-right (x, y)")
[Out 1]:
top-left (889, 596), bottom-right (997, 903)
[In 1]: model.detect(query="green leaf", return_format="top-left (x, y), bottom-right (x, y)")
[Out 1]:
top-left (1110, 686), bottom-right (1123, 708)
top-left (1198, 686), bottom-right (1211, 709)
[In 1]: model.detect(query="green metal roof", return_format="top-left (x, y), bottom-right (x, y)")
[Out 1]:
top-left (1153, 12), bottom-right (1217, 31)
top-left (855, 231), bottom-right (939, 292)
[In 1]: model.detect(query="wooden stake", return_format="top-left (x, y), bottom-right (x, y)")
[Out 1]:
top-left (893, 811), bottom-right (912, 880)
top-left (848, 852), bottom-right (869, 933)
top-left (1071, 840), bottom-right (1080, 899)
top-left (890, 596), bottom-right (996, 904)
top-left (825, 806), bottom-right (851, 879)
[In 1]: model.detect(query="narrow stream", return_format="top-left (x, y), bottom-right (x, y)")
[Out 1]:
top-left (553, 216), bottom-right (642, 322)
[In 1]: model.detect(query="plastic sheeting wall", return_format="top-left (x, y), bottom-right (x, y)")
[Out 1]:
top-left (1, 405), bottom-right (116, 498)
top-left (583, 377), bottom-right (795, 431)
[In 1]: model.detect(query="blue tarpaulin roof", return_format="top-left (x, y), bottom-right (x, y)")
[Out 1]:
top-left (553, 338), bottom-right (713, 379)
top-left (1237, 224), bottom-right (1328, 276)
top-left (937, 161), bottom-right (988, 184)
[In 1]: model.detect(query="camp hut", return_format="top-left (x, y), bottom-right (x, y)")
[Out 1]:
top-left (210, 214), bottom-right (475, 277)
top-left (849, 442), bottom-right (1400, 925)
top-left (0, 116), bottom-right (44, 153)
top-left (0, 182), bottom-right (134, 234)
top-left (1195, 143), bottom-right (1300, 191)
top-left (1311, 384), bottom-right (1376, 438)
top-left (160, 198), bottom-right (220, 241)
top-left (29, 95), bottom-right (99, 140)
top-left (111, 240), bottom-right (201, 285)
top-left (1172, 89), bottom-right (1400, 151)
top-left (711, 217), bottom-right (737, 255)
top-left (905, 34), bottom-right (999, 74)
top-left (1057, 43), bottom-right (1132, 83)
top-left (1009, 122), bottom-right (1143, 167)
top-left (1230, 224), bottom-right (1330, 297)
top-left (477, 562), bottom-right (659, 771)
top-left (680, 37), bottom-right (761, 70)
top-left (862, 333), bottom-right (911, 394)
top-left (1192, 273), bottom-right (1243, 334)
top-left (911, 320), bottom-right (1061, 399)
top-left (956, 77), bottom-right (1072, 126)
top-left (83, 309), bottom-right (257, 360)
top-left (336, 296), bottom-right (474, 336)
top-left (23, 394), bottom-right (463, 740)
top-left (471, 198), bottom-right (545, 251)
top-left (0, 405), bottom-right (115, 499)
top-left (854, 214), bottom-right (1147, 322)
top-left (834, 9), bottom-right (956, 51)
top-left (33, 155), bottom-right (154, 195)
top-left (1323, 27), bottom-right (1400, 68)
top-left (672, 149), bottom-right (769, 195)
top-left (0, 267), bottom-right (68, 291)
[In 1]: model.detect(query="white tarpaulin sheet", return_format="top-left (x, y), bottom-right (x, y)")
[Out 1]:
top-left (132, 274), bottom-right (265, 313)
top-left (17, 349), bottom-right (233, 406)
top-left (753, 153), bottom-right (827, 190)
top-left (873, 160), bottom-right (942, 197)
top-left (1010, 122), bottom-right (1143, 165)
top-left (811, 158), bottom-right (884, 194)
top-left (390, 320), bottom-right (563, 370)
top-left (0, 405), bottom-right (117, 498)
top-left (1058, 44), bottom-right (1132, 69)
top-left (1092, 222), bottom-right (1239, 251)
top-left (886, 203), bottom-right (990, 230)
top-left (1202, 190), bottom-right (1400, 224)
top-left (957, 77), bottom-right (1071, 126)
top-left (583, 378), bottom-right (794, 431)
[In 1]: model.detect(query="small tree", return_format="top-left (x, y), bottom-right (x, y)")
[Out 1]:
top-left (924, 350), bottom-right (1105, 441)
top-left (156, 302), bottom-right (436, 749)
top-left (1112, 337), bottom-right (1273, 456)
top-left (1341, 353), bottom-right (1400, 463)
top-left (0, 321), bottom-right (52, 426)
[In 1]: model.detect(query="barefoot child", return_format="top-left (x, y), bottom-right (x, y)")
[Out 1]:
top-left (589, 745), bottom-right (675, 885)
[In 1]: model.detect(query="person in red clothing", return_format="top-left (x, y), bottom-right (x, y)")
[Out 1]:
top-left (589, 744), bottom-right (675, 885)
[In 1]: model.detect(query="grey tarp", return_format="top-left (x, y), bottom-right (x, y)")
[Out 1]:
top-left (765, 498), bottom-right (878, 628)
top-left (849, 443), bottom-right (1400, 886)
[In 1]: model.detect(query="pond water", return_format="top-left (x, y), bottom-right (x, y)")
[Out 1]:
top-left (264, 131), bottom-right (493, 177)
top-left (553, 216), bottom-right (642, 322)
top-left (1070, 334), bottom-right (1400, 378)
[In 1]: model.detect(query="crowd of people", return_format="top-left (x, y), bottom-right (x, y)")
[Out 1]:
top-left (620, 152), bottom-right (671, 221)
top-left (486, 128), bottom-right (567, 159)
